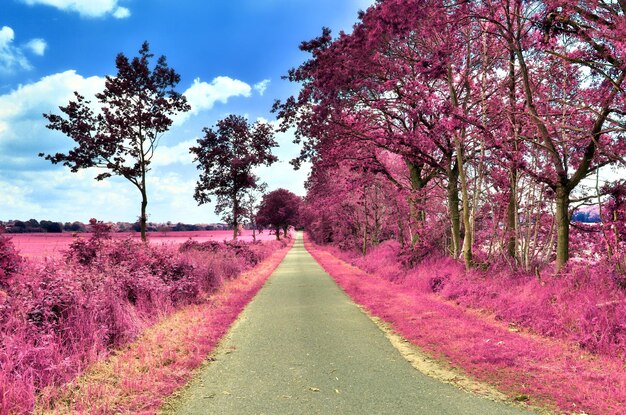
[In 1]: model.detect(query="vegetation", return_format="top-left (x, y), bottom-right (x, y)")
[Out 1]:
top-left (256, 188), bottom-right (301, 239)
top-left (190, 115), bottom-right (278, 240)
top-left (40, 42), bottom-right (190, 241)
top-left (0, 222), bottom-right (287, 414)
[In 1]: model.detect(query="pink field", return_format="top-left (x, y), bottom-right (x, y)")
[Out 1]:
top-left (9, 230), bottom-right (280, 258)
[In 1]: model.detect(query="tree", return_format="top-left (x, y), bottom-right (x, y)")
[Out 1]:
top-left (40, 41), bottom-right (190, 241)
top-left (241, 185), bottom-right (266, 242)
top-left (190, 115), bottom-right (278, 240)
top-left (256, 188), bottom-right (301, 240)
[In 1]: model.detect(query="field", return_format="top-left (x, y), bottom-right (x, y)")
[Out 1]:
top-left (9, 230), bottom-right (279, 258)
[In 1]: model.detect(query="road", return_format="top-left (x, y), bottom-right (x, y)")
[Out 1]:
top-left (162, 233), bottom-right (535, 415)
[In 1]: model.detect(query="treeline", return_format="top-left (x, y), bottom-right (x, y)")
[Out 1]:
top-left (277, 0), bottom-right (626, 274)
top-left (0, 219), bottom-right (231, 234)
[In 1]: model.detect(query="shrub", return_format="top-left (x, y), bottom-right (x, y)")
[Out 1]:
top-left (0, 230), bottom-right (21, 287)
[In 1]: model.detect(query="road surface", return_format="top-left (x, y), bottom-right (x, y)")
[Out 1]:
top-left (162, 233), bottom-right (535, 415)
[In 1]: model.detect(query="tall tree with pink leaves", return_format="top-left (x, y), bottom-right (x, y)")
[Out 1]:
top-left (190, 115), bottom-right (278, 240)
top-left (41, 42), bottom-right (190, 242)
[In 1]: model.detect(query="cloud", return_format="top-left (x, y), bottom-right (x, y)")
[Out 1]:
top-left (0, 26), bottom-right (31, 74)
top-left (25, 38), bottom-right (47, 56)
top-left (20, 0), bottom-right (131, 19)
top-left (0, 70), bottom-right (105, 162)
top-left (112, 6), bottom-right (130, 19)
top-left (152, 139), bottom-right (197, 167)
top-left (254, 79), bottom-right (271, 96)
top-left (176, 76), bottom-right (252, 124)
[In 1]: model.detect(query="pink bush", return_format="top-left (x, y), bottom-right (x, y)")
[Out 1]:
top-left (0, 232), bottom-right (287, 415)
top-left (0, 231), bottom-right (21, 286)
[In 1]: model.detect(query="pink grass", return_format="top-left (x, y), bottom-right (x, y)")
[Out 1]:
top-left (304, 234), bottom-right (626, 415)
top-left (35, 238), bottom-right (294, 414)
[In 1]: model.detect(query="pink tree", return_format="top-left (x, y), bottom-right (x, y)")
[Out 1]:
top-left (190, 115), bottom-right (278, 240)
top-left (256, 188), bottom-right (301, 240)
top-left (41, 42), bottom-right (190, 242)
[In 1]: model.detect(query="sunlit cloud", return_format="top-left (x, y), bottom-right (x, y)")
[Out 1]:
top-left (0, 26), bottom-right (31, 73)
top-left (20, 0), bottom-right (131, 19)
top-left (253, 79), bottom-right (270, 96)
top-left (25, 38), bottom-right (47, 56)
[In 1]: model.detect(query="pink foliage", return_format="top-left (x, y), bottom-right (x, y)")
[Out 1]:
top-left (0, 230), bottom-right (288, 415)
top-left (9, 229), bottom-right (278, 259)
top-left (306, 235), bottom-right (626, 415)
top-left (0, 230), bottom-right (21, 287)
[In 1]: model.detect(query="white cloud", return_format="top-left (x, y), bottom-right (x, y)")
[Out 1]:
top-left (112, 6), bottom-right (130, 19)
top-left (25, 38), bottom-right (47, 56)
top-left (152, 139), bottom-right (197, 167)
top-left (176, 76), bottom-right (252, 124)
top-left (0, 26), bottom-right (31, 73)
top-left (0, 70), bottom-right (104, 121)
top-left (253, 79), bottom-right (271, 96)
top-left (20, 0), bottom-right (131, 18)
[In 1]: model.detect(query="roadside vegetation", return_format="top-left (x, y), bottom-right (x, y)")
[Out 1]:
top-left (0, 221), bottom-right (289, 414)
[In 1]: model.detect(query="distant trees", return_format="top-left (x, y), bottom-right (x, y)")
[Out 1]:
top-left (190, 115), bottom-right (278, 240)
top-left (40, 41), bottom-right (190, 242)
top-left (256, 188), bottom-right (301, 239)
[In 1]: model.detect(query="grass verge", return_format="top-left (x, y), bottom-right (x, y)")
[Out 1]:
top-left (304, 235), bottom-right (625, 415)
top-left (35, 239), bottom-right (293, 415)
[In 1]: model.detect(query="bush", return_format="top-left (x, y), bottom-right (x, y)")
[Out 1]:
top-left (0, 231), bottom-right (21, 287)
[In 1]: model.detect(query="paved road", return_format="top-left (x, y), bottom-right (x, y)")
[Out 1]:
top-left (162, 233), bottom-right (535, 415)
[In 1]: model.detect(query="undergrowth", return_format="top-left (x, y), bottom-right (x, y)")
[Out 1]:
top-left (327, 239), bottom-right (626, 360)
top-left (0, 223), bottom-right (286, 415)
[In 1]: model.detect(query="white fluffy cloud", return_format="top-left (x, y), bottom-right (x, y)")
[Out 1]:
top-left (177, 76), bottom-right (252, 124)
top-left (20, 0), bottom-right (131, 19)
top-left (253, 79), bottom-right (271, 96)
top-left (152, 139), bottom-right (197, 167)
top-left (25, 39), bottom-right (48, 56)
top-left (0, 26), bottom-right (31, 73)
top-left (112, 6), bottom-right (130, 19)
top-left (0, 70), bottom-right (104, 121)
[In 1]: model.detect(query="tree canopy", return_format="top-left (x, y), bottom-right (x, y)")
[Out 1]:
top-left (190, 114), bottom-right (278, 240)
top-left (277, 0), bottom-right (626, 272)
top-left (256, 188), bottom-right (301, 239)
top-left (40, 41), bottom-right (190, 241)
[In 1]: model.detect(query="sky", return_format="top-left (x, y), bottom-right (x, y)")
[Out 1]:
top-left (0, 0), bottom-right (373, 224)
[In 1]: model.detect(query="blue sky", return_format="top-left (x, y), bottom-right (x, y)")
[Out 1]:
top-left (0, 0), bottom-right (372, 224)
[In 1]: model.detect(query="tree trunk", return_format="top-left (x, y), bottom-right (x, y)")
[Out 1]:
top-left (506, 169), bottom-right (518, 259)
top-left (140, 190), bottom-right (147, 242)
top-left (232, 195), bottom-right (239, 241)
top-left (405, 159), bottom-right (426, 247)
top-left (555, 185), bottom-right (570, 271)
top-left (446, 162), bottom-right (461, 258)
top-left (506, 46), bottom-right (519, 260)
top-left (456, 141), bottom-right (473, 270)
top-left (275, 227), bottom-right (281, 240)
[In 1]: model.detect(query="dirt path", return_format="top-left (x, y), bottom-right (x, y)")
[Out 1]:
top-left (161, 233), bottom-right (535, 415)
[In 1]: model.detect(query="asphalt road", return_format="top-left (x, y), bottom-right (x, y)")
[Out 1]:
top-left (162, 233), bottom-right (535, 415)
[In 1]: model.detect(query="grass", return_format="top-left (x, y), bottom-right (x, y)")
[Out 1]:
top-left (304, 234), bottom-right (626, 415)
top-left (34, 238), bottom-right (293, 414)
